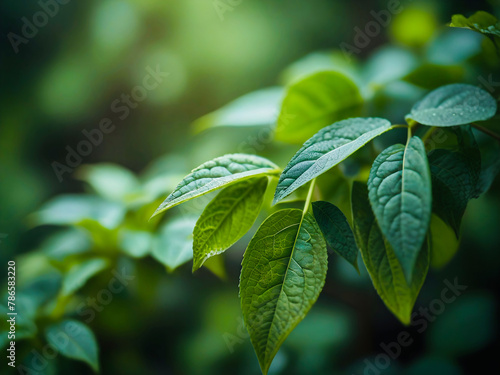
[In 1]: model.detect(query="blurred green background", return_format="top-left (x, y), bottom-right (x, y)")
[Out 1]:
top-left (1, 0), bottom-right (499, 374)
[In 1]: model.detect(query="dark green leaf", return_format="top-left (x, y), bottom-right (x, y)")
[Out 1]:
top-left (275, 71), bottom-right (363, 143)
top-left (240, 209), bottom-right (328, 374)
top-left (152, 154), bottom-right (279, 217)
top-left (368, 136), bottom-right (432, 282)
top-left (192, 177), bottom-right (268, 271)
top-left (352, 182), bottom-right (429, 324)
top-left (428, 126), bottom-right (480, 236)
top-left (45, 320), bottom-right (99, 372)
top-left (407, 84), bottom-right (497, 126)
top-left (274, 117), bottom-right (392, 204)
top-left (476, 145), bottom-right (500, 196)
top-left (403, 63), bottom-right (464, 90)
top-left (312, 201), bottom-right (359, 271)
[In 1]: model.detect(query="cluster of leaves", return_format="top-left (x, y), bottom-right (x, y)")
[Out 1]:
top-left (2, 9), bottom-right (500, 374)
top-left (0, 162), bottom-right (227, 371)
top-left (150, 12), bottom-right (500, 375)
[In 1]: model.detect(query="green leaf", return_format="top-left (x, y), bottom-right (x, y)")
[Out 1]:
top-left (352, 182), bottom-right (429, 324)
top-left (152, 154), bottom-right (279, 217)
top-left (30, 195), bottom-right (126, 229)
top-left (45, 320), bottom-right (99, 372)
top-left (61, 258), bottom-right (109, 297)
top-left (450, 11), bottom-right (500, 49)
top-left (402, 63), bottom-right (464, 90)
top-left (368, 136), bottom-right (432, 282)
top-left (476, 145), bottom-right (500, 196)
top-left (311, 201), bottom-right (359, 271)
top-left (118, 229), bottom-right (153, 258)
top-left (280, 50), bottom-right (360, 85)
top-left (274, 117), bottom-right (392, 204)
top-left (152, 216), bottom-right (197, 272)
top-left (363, 46), bottom-right (419, 87)
top-left (76, 163), bottom-right (140, 203)
top-left (426, 28), bottom-right (483, 64)
top-left (193, 87), bottom-right (283, 132)
top-left (275, 71), bottom-right (363, 144)
top-left (41, 228), bottom-right (92, 261)
top-left (407, 84), bottom-right (497, 126)
top-left (428, 126), bottom-right (480, 236)
top-left (240, 209), bottom-right (328, 374)
top-left (193, 177), bottom-right (267, 271)
top-left (429, 214), bottom-right (460, 269)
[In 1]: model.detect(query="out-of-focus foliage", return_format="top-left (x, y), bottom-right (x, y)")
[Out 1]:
top-left (1, 1), bottom-right (499, 374)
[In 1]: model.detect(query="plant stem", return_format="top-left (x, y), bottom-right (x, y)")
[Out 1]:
top-left (472, 123), bottom-right (500, 143)
top-left (303, 178), bottom-right (316, 216)
top-left (405, 123), bottom-right (412, 145)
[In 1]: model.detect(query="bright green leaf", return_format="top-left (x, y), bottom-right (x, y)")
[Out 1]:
top-left (193, 177), bottom-right (268, 271)
top-left (275, 71), bottom-right (363, 144)
top-left (61, 258), bottom-right (109, 297)
top-left (368, 136), bottom-right (432, 282)
top-left (152, 154), bottom-right (279, 217)
top-left (352, 182), bottom-right (429, 324)
top-left (429, 214), bottom-right (460, 269)
top-left (311, 201), bottom-right (359, 271)
top-left (274, 117), bottom-right (392, 204)
top-left (407, 84), bottom-right (497, 126)
top-left (45, 320), bottom-right (99, 372)
top-left (152, 216), bottom-right (197, 272)
top-left (193, 87), bottom-right (283, 132)
top-left (240, 209), bottom-right (328, 375)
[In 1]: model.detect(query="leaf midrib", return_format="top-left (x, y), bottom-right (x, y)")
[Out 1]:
top-left (195, 181), bottom-right (260, 267)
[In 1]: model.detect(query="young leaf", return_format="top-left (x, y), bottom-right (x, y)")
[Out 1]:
top-left (61, 258), bottom-right (109, 297)
top-left (193, 87), bottom-right (284, 132)
top-left (152, 216), bottom-right (197, 272)
top-left (429, 214), bottom-right (460, 269)
top-left (240, 209), bottom-right (328, 375)
top-left (274, 117), bottom-right (392, 204)
top-left (406, 83), bottom-right (497, 126)
top-left (152, 154), bottom-right (279, 217)
top-left (312, 201), bottom-right (359, 271)
top-left (45, 320), bottom-right (99, 372)
top-left (368, 136), bottom-right (431, 282)
top-left (275, 71), bottom-right (363, 144)
top-left (192, 177), bottom-right (268, 271)
top-left (352, 182), bottom-right (429, 324)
